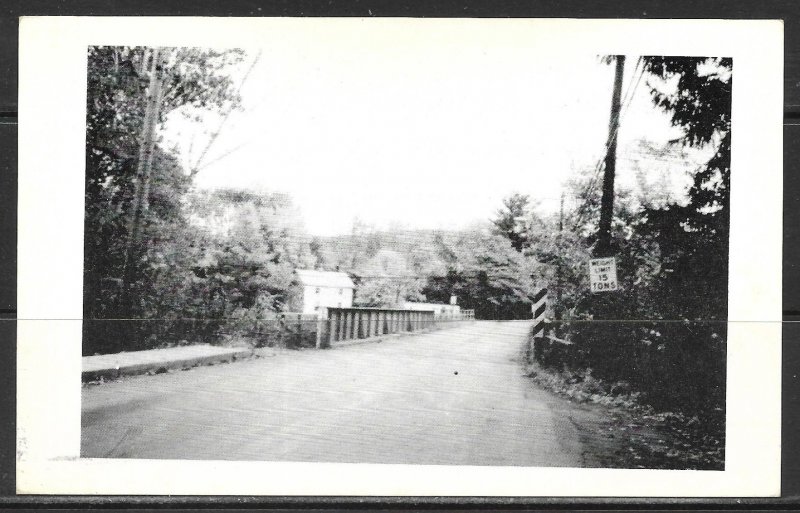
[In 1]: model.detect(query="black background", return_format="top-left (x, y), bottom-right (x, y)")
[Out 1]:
top-left (0, 0), bottom-right (798, 509)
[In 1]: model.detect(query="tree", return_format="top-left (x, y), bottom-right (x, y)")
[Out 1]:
top-left (640, 56), bottom-right (731, 227)
top-left (524, 213), bottom-right (593, 322)
top-left (353, 249), bottom-right (424, 307)
top-left (85, 47), bottom-right (245, 209)
top-left (423, 232), bottom-right (539, 319)
top-left (491, 193), bottom-right (530, 252)
top-left (186, 189), bottom-right (314, 310)
top-left (637, 56), bottom-right (732, 321)
top-left (83, 46), bottom-right (250, 353)
top-left (564, 57), bottom-right (732, 322)
top-left (309, 236), bottom-right (327, 269)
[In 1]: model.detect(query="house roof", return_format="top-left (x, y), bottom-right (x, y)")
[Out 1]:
top-left (295, 269), bottom-right (355, 289)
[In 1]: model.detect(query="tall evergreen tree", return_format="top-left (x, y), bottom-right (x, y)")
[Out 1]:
top-left (491, 193), bottom-right (531, 252)
top-left (638, 56), bottom-right (732, 321)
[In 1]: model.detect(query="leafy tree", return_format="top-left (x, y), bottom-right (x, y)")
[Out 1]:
top-left (424, 232), bottom-right (539, 319)
top-left (535, 57), bottom-right (732, 425)
top-left (353, 249), bottom-right (424, 307)
top-left (83, 46), bottom-right (252, 354)
top-left (643, 57), bottom-right (731, 147)
top-left (560, 57), bottom-right (731, 323)
top-left (309, 236), bottom-right (327, 269)
top-left (524, 216), bottom-right (593, 322)
top-left (637, 56), bottom-right (732, 321)
top-left (85, 46), bottom-right (245, 222)
top-left (183, 189), bottom-right (314, 311)
top-left (491, 193), bottom-right (531, 252)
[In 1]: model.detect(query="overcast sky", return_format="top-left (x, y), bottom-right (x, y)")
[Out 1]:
top-left (164, 39), bottom-right (706, 236)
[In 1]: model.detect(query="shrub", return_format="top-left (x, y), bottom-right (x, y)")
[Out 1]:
top-left (531, 320), bottom-right (726, 421)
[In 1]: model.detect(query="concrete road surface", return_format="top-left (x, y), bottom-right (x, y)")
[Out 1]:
top-left (82, 321), bottom-right (587, 467)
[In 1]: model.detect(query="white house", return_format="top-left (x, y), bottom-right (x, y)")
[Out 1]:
top-left (291, 269), bottom-right (356, 315)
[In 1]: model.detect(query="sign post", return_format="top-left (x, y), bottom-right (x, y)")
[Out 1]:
top-left (531, 288), bottom-right (547, 338)
top-left (589, 257), bottom-right (618, 293)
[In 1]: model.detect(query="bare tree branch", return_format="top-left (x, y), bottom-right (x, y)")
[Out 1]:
top-left (190, 49), bottom-right (263, 177)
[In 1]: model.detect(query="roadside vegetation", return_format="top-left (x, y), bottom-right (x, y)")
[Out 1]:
top-left (518, 57), bottom-right (731, 468)
top-left (82, 48), bottom-right (545, 355)
top-left (525, 359), bottom-right (724, 470)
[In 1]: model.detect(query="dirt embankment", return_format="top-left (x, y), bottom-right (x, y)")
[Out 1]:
top-left (525, 362), bottom-right (724, 470)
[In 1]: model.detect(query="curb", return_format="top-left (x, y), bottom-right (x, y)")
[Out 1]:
top-left (82, 347), bottom-right (254, 382)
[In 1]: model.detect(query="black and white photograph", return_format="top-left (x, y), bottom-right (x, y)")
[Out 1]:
top-left (16, 17), bottom-right (782, 496)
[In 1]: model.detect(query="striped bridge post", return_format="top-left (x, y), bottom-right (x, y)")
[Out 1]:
top-left (532, 287), bottom-right (548, 340)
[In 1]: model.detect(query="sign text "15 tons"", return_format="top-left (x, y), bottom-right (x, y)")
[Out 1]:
top-left (589, 257), bottom-right (618, 292)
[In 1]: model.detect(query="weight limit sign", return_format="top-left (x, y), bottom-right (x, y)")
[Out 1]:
top-left (589, 257), bottom-right (618, 293)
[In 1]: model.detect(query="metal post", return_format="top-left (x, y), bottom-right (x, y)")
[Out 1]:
top-left (532, 288), bottom-right (548, 344)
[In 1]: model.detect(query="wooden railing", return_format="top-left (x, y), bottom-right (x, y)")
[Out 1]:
top-left (318, 307), bottom-right (437, 348)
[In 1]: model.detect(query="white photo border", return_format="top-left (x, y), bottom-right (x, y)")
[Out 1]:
top-left (16, 17), bottom-right (783, 496)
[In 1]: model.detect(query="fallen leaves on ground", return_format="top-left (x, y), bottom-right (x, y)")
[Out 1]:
top-left (526, 363), bottom-right (724, 470)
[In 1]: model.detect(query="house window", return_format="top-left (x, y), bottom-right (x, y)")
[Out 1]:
top-left (339, 288), bottom-right (343, 295)
top-left (315, 287), bottom-right (320, 294)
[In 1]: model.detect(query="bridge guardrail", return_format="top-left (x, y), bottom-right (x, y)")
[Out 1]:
top-left (319, 306), bottom-right (474, 348)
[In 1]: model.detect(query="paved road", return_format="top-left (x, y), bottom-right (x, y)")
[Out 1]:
top-left (82, 321), bottom-right (585, 467)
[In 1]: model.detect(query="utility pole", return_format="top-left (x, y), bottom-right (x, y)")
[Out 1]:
top-left (120, 47), bottom-right (164, 317)
top-left (597, 55), bottom-right (625, 257)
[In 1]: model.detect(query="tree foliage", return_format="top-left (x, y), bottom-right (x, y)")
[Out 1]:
top-left (84, 46), bottom-right (252, 354)
top-left (642, 57), bottom-right (731, 147)
top-left (352, 249), bottom-right (425, 307)
top-left (423, 233), bottom-right (540, 320)
top-left (534, 56), bottom-right (732, 425)
top-left (491, 193), bottom-right (530, 252)
top-left (636, 56), bottom-right (732, 322)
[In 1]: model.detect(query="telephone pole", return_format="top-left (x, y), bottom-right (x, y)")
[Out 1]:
top-left (597, 55), bottom-right (625, 257)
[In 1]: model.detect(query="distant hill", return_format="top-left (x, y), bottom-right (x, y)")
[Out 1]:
top-left (311, 227), bottom-right (476, 278)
